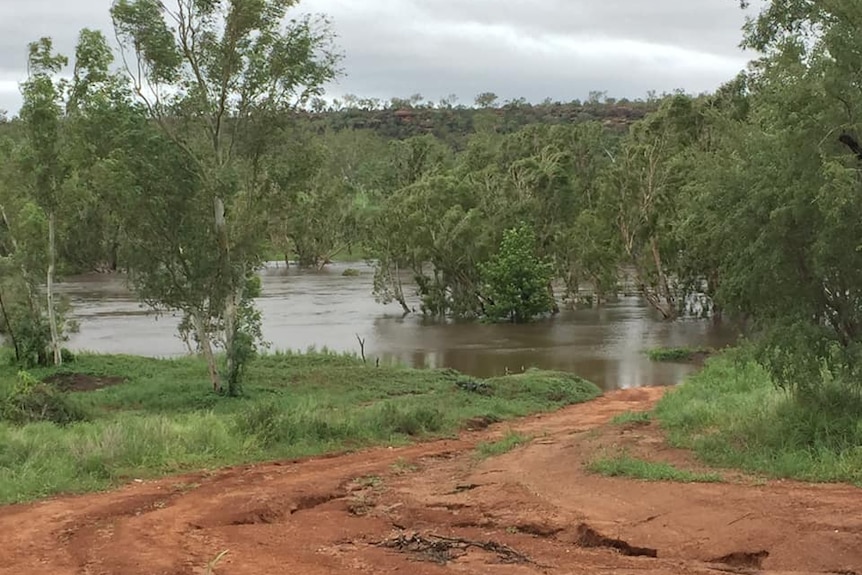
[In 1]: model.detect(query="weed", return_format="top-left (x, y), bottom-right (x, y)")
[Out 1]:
top-left (610, 411), bottom-right (651, 426)
top-left (0, 370), bottom-right (89, 425)
top-left (586, 453), bottom-right (723, 483)
top-left (475, 431), bottom-right (531, 459)
top-left (354, 475), bottom-right (383, 489)
top-left (390, 458), bottom-right (418, 475)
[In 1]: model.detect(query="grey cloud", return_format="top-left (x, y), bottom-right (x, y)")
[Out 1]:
top-left (0, 0), bottom-right (760, 114)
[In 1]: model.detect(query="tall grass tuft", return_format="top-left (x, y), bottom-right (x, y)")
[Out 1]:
top-left (655, 353), bottom-right (862, 484)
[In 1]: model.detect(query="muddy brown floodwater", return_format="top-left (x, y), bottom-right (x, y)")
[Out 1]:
top-left (56, 262), bottom-right (736, 391)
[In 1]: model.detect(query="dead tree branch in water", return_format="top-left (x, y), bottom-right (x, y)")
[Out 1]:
top-left (355, 333), bottom-right (366, 363)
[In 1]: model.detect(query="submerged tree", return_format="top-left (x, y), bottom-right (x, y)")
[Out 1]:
top-left (110, 0), bottom-right (341, 393)
top-left (480, 224), bottom-right (554, 323)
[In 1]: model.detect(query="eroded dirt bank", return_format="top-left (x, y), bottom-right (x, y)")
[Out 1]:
top-left (0, 387), bottom-right (859, 575)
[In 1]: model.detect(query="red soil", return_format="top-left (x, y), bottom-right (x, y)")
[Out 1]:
top-left (1, 386), bottom-right (859, 575)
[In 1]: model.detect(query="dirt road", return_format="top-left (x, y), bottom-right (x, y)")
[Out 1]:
top-left (1, 387), bottom-right (859, 575)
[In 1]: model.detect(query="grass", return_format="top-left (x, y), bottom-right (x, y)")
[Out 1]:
top-left (390, 457), bottom-right (419, 475)
top-left (586, 453), bottom-right (723, 483)
top-left (610, 411), bottom-right (652, 425)
top-left (475, 430), bottom-right (531, 459)
top-left (654, 352), bottom-right (862, 485)
top-left (646, 346), bottom-right (713, 362)
top-left (0, 351), bottom-right (601, 504)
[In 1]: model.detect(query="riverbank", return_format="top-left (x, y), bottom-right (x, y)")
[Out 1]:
top-left (0, 352), bottom-right (601, 504)
top-left (654, 352), bottom-right (862, 484)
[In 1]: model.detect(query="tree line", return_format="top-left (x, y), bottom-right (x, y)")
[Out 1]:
top-left (1, 0), bottom-right (861, 399)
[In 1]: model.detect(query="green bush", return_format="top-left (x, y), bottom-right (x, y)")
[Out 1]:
top-left (479, 224), bottom-right (555, 323)
top-left (371, 402), bottom-right (445, 436)
top-left (0, 271), bottom-right (76, 369)
top-left (655, 353), bottom-right (862, 484)
top-left (233, 400), bottom-right (285, 447)
top-left (1, 371), bottom-right (88, 426)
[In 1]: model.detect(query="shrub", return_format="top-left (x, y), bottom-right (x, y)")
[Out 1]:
top-left (371, 402), bottom-right (445, 436)
top-left (655, 355), bottom-right (862, 484)
top-left (479, 224), bottom-right (555, 323)
top-left (233, 400), bottom-right (285, 447)
top-left (1, 370), bottom-right (88, 425)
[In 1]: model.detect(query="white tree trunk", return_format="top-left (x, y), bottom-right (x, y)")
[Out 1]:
top-left (213, 195), bottom-right (236, 380)
top-left (649, 236), bottom-right (676, 320)
top-left (192, 310), bottom-right (221, 392)
top-left (223, 290), bottom-right (237, 379)
top-left (47, 211), bottom-right (62, 366)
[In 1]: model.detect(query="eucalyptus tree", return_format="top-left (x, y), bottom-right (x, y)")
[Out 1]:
top-left (599, 95), bottom-right (713, 320)
top-left (110, 0), bottom-right (340, 393)
top-left (0, 32), bottom-right (112, 365)
top-left (489, 123), bottom-right (617, 307)
top-left (17, 38), bottom-right (70, 365)
top-left (707, 0), bottom-right (862, 390)
top-left (366, 135), bottom-right (453, 314)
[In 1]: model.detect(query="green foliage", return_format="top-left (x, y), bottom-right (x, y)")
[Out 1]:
top-left (225, 274), bottom-right (266, 396)
top-left (484, 370), bottom-right (602, 406)
top-left (0, 370), bottom-right (88, 425)
top-left (479, 224), bottom-right (555, 323)
top-left (586, 453), bottom-right (723, 483)
top-left (0, 352), bottom-right (602, 503)
top-left (475, 431), bottom-right (531, 459)
top-left (0, 258), bottom-right (75, 368)
top-left (655, 354), bottom-right (862, 484)
top-left (610, 411), bottom-right (652, 425)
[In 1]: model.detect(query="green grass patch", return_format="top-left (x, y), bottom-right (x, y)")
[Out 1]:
top-left (586, 453), bottom-right (723, 483)
top-left (655, 353), bottom-right (862, 485)
top-left (475, 431), bottom-right (531, 459)
top-left (646, 347), bottom-right (713, 362)
top-left (610, 411), bottom-right (652, 425)
top-left (0, 353), bottom-right (600, 504)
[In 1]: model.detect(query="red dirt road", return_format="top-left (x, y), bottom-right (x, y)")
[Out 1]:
top-left (1, 387), bottom-right (860, 575)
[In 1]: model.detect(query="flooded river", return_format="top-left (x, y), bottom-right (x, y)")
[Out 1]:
top-left (55, 262), bottom-right (736, 391)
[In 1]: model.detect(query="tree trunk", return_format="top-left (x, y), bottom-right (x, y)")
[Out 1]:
top-left (649, 236), bottom-right (676, 320)
top-left (192, 310), bottom-right (221, 392)
top-left (394, 261), bottom-right (411, 315)
top-left (213, 196), bottom-right (236, 384)
top-left (547, 281), bottom-right (560, 315)
top-left (0, 287), bottom-right (20, 362)
top-left (46, 211), bottom-right (62, 366)
top-left (223, 288), bottom-right (238, 389)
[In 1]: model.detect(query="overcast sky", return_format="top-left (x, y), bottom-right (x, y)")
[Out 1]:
top-left (0, 0), bottom-right (761, 114)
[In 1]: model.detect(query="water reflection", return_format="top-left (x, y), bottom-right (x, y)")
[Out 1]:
top-left (57, 262), bottom-right (736, 391)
